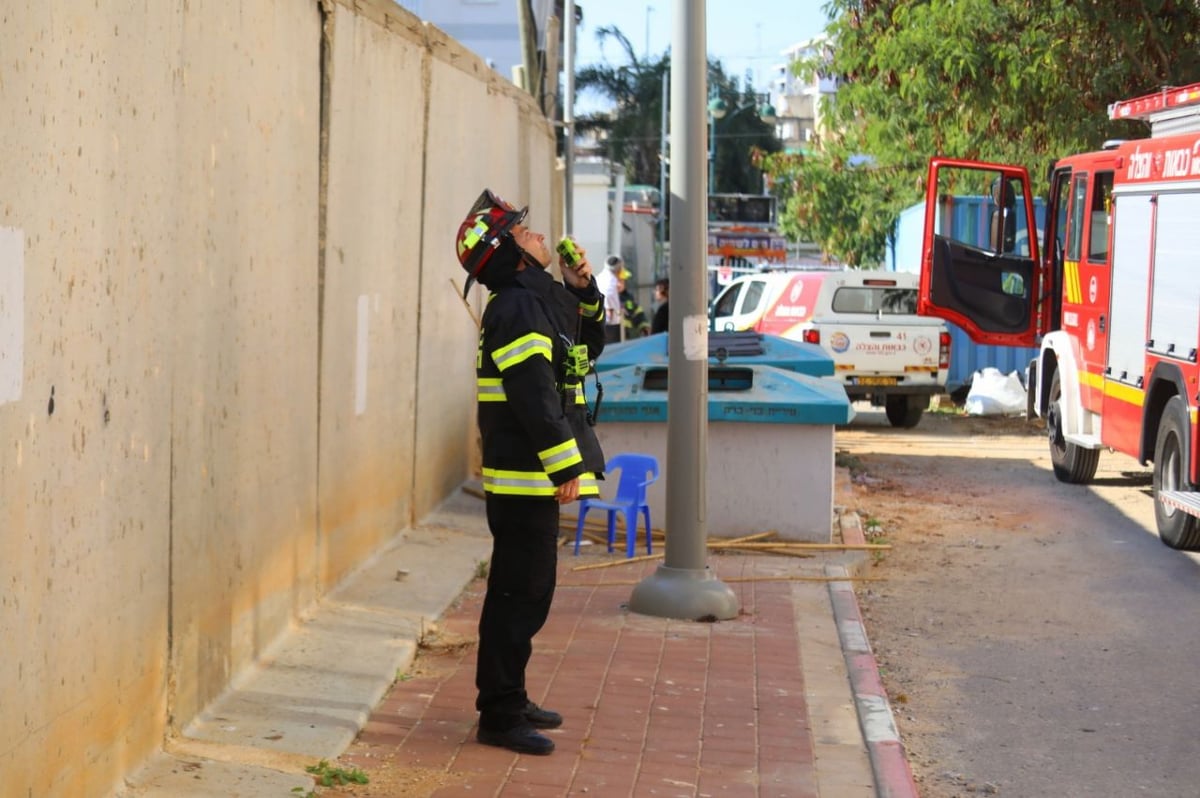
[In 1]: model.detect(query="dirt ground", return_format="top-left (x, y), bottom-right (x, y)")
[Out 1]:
top-left (834, 407), bottom-right (1052, 797)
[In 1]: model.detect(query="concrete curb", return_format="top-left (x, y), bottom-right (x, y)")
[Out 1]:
top-left (831, 511), bottom-right (921, 798)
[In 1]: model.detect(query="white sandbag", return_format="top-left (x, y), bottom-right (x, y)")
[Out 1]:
top-left (964, 367), bottom-right (1026, 416)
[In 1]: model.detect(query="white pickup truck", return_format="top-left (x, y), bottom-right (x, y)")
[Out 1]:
top-left (711, 269), bottom-right (950, 427)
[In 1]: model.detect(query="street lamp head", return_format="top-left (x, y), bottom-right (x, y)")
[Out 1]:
top-left (758, 102), bottom-right (777, 125)
top-left (707, 97), bottom-right (728, 119)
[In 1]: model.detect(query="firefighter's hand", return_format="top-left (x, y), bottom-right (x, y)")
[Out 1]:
top-left (560, 246), bottom-right (592, 288)
top-left (555, 477), bottom-right (581, 504)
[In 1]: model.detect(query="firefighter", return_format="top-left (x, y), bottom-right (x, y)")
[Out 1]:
top-left (454, 189), bottom-right (607, 755)
top-left (616, 267), bottom-right (651, 337)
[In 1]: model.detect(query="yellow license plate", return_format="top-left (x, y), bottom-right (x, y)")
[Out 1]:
top-left (854, 377), bottom-right (898, 386)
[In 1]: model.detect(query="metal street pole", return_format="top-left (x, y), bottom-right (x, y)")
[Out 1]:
top-left (629, 0), bottom-right (738, 621)
top-left (563, 0), bottom-right (576, 231)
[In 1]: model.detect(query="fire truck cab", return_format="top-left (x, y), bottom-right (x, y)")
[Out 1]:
top-left (917, 83), bottom-right (1200, 551)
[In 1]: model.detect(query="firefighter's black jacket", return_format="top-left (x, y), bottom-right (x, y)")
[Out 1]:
top-left (476, 264), bottom-right (606, 498)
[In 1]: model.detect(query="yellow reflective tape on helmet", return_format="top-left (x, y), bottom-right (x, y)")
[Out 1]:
top-left (481, 468), bottom-right (557, 496)
top-left (477, 377), bottom-right (506, 402)
top-left (462, 219), bottom-right (490, 251)
top-left (492, 332), bottom-right (553, 371)
top-left (538, 439), bottom-right (583, 474)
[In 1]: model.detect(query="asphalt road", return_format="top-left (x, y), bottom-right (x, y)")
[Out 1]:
top-left (836, 407), bottom-right (1200, 798)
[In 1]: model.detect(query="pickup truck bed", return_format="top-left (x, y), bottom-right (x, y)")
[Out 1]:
top-left (813, 310), bottom-right (948, 427)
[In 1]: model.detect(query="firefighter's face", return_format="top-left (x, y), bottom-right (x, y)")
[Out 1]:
top-left (511, 225), bottom-right (551, 268)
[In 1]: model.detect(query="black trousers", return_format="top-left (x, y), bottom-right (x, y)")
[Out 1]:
top-left (475, 494), bottom-right (560, 730)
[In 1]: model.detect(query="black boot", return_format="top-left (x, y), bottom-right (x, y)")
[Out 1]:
top-left (523, 701), bottom-right (563, 729)
top-left (477, 722), bottom-right (555, 755)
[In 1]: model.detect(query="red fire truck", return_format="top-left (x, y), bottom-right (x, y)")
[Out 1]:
top-left (917, 83), bottom-right (1200, 551)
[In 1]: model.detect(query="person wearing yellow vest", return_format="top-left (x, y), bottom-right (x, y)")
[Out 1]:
top-left (454, 189), bottom-right (607, 755)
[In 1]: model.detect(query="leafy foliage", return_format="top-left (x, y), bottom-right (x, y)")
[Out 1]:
top-left (303, 759), bottom-right (368, 788)
top-left (763, 0), bottom-right (1200, 266)
top-left (575, 27), bottom-right (780, 196)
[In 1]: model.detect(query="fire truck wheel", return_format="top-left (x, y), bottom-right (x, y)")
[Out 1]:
top-left (1153, 395), bottom-right (1200, 550)
top-left (1047, 369), bottom-right (1099, 484)
top-left (885, 395), bottom-right (925, 428)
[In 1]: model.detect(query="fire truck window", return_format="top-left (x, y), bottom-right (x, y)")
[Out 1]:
top-left (1087, 172), bottom-right (1114, 262)
top-left (1051, 175), bottom-right (1070, 261)
top-left (1066, 174), bottom-right (1087, 262)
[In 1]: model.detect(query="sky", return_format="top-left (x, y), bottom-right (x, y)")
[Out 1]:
top-left (572, 0), bottom-right (832, 96)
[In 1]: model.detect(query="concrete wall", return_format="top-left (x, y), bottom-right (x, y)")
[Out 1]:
top-left (0, 2), bottom-right (555, 795)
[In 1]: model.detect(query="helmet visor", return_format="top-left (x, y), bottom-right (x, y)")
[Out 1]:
top-left (468, 189), bottom-right (528, 233)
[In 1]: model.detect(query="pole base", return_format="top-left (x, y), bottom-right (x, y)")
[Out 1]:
top-left (628, 564), bottom-right (739, 620)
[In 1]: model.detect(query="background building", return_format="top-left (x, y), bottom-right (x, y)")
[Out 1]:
top-left (771, 34), bottom-right (840, 153)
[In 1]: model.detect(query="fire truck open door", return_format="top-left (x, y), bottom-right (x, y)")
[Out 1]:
top-left (918, 158), bottom-right (1046, 347)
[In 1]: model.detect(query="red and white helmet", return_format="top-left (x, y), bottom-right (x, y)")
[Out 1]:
top-left (455, 189), bottom-right (528, 296)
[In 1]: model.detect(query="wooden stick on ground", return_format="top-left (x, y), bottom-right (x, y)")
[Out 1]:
top-left (707, 541), bottom-right (891, 551)
top-left (709, 531), bottom-right (779, 545)
top-left (557, 574), bottom-right (889, 587)
top-left (571, 552), bottom-right (665, 571)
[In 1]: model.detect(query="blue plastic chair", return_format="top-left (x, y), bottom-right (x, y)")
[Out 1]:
top-left (574, 453), bottom-right (660, 558)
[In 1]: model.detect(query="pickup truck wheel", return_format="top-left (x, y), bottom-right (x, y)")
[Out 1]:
top-left (1047, 370), bottom-right (1099, 484)
top-left (885, 395), bottom-right (925, 428)
top-left (1153, 396), bottom-right (1200, 550)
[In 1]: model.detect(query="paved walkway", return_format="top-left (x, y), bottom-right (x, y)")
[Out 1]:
top-left (120, 488), bottom-right (917, 798)
top-left (340, 549), bottom-right (878, 797)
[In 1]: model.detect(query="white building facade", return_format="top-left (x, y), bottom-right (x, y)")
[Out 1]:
top-left (771, 34), bottom-right (840, 153)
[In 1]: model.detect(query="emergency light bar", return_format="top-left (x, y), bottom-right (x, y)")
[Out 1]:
top-left (1108, 82), bottom-right (1200, 121)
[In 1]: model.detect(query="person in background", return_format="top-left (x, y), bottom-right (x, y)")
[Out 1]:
top-left (454, 188), bottom-right (607, 756)
top-left (618, 268), bottom-right (650, 338)
top-left (651, 277), bottom-right (669, 334)
top-left (595, 255), bottom-right (625, 342)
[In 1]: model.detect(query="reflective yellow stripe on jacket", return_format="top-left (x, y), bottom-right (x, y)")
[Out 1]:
top-left (539, 439), bottom-right (583, 475)
top-left (479, 377), bottom-right (584, 406)
top-left (482, 469), bottom-right (601, 497)
top-left (578, 297), bottom-right (603, 321)
top-left (492, 332), bottom-right (552, 371)
top-left (477, 377), bottom-right (505, 403)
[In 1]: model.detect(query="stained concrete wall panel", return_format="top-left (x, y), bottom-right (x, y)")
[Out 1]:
top-left (317, 2), bottom-right (425, 588)
top-left (166, 0), bottom-right (322, 730)
top-left (0, 5), bottom-right (183, 795)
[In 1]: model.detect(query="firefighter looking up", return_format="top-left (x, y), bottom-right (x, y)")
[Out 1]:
top-left (454, 188), bottom-right (607, 756)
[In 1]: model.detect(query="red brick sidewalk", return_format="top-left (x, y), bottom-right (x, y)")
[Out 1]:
top-left (340, 552), bottom-right (867, 797)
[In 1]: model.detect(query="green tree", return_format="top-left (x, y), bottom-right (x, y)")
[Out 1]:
top-left (764, 0), bottom-right (1200, 266)
top-left (575, 27), bottom-right (779, 195)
